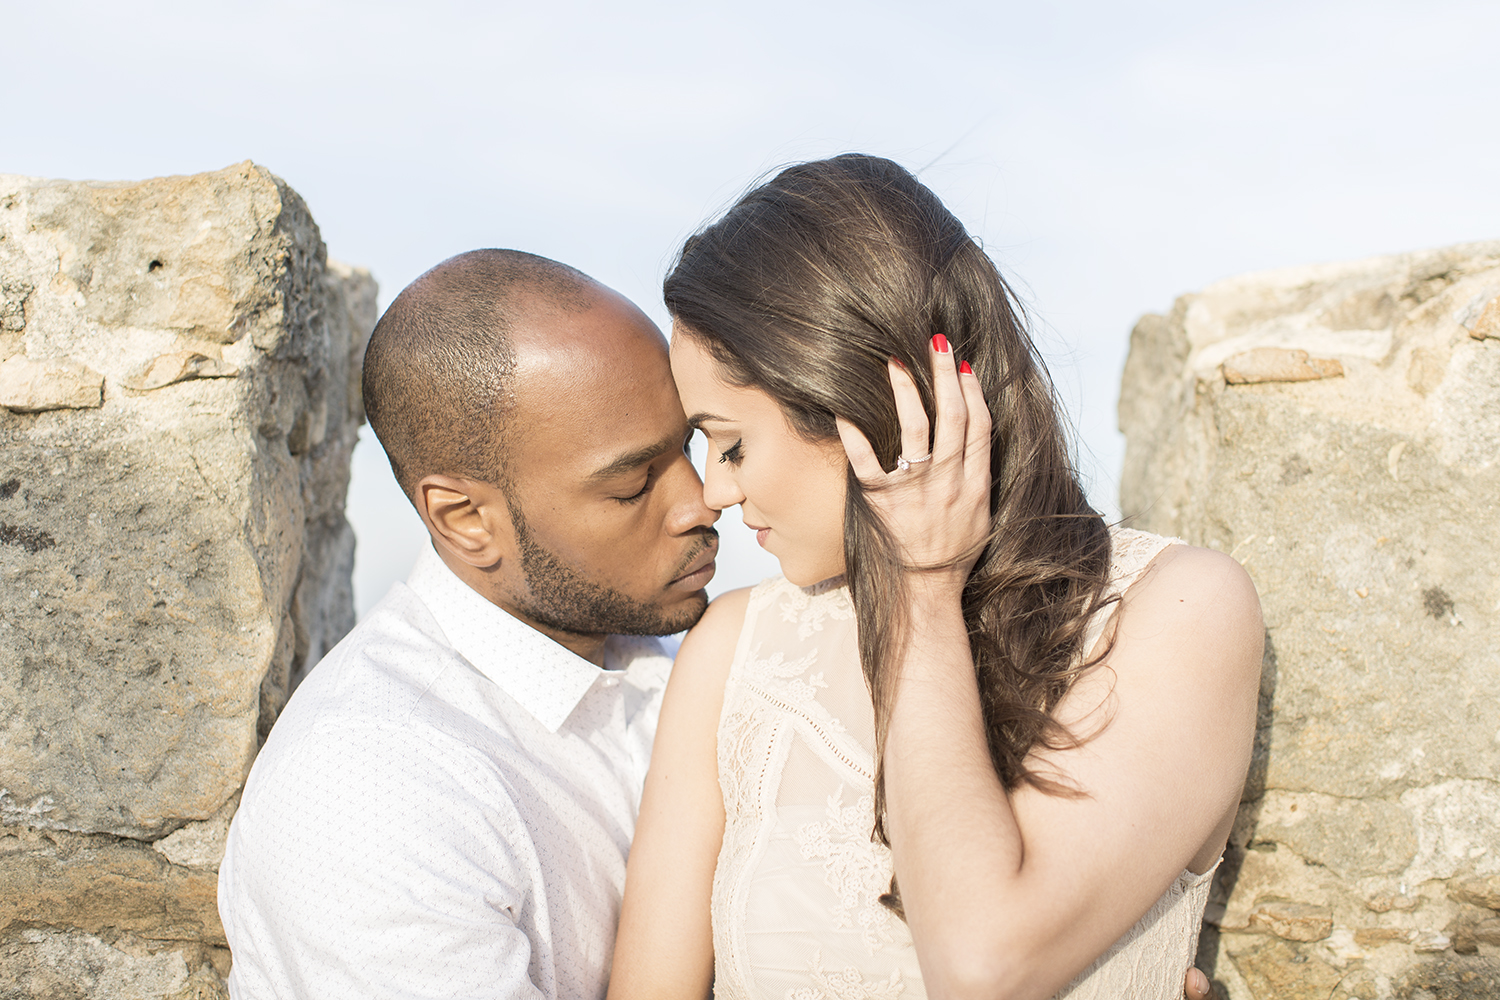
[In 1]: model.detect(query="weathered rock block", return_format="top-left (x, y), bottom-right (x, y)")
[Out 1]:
top-left (1121, 241), bottom-right (1500, 997)
top-left (0, 163), bottom-right (373, 843)
top-left (0, 823), bottom-right (223, 944)
top-left (0, 163), bottom-right (372, 994)
top-left (1250, 901), bottom-right (1335, 942)
top-left (0, 929), bottom-right (228, 1000)
top-left (0, 163), bottom-right (372, 1000)
top-left (0, 355), bottom-right (104, 412)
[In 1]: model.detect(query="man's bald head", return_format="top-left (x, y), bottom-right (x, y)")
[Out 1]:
top-left (361, 249), bottom-right (601, 499)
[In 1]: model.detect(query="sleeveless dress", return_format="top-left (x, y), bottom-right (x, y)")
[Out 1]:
top-left (709, 527), bottom-right (1217, 999)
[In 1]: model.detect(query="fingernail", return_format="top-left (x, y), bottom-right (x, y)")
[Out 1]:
top-left (931, 334), bottom-right (950, 354)
top-left (890, 355), bottom-right (905, 369)
top-left (959, 360), bottom-right (973, 375)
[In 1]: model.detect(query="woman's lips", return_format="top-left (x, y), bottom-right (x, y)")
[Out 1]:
top-left (752, 527), bottom-right (770, 548)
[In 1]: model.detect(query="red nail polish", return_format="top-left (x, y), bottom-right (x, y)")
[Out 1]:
top-left (890, 355), bottom-right (905, 369)
top-left (959, 360), bottom-right (973, 375)
top-left (931, 334), bottom-right (950, 354)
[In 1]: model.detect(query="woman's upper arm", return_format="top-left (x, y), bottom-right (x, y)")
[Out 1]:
top-left (1008, 544), bottom-right (1264, 976)
top-left (608, 587), bottom-right (751, 1000)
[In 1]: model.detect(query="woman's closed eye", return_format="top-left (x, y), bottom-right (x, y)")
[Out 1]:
top-left (717, 440), bottom-right (744, 466)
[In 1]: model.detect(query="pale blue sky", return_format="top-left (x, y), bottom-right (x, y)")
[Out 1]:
top-left (10, 0), bottom-right (1499, 611)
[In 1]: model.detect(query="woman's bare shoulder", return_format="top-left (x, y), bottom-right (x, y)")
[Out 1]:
top-left (1138, 542), bottom-right (1261, 613)
top-left (1118, 542), bottom-right (1264, 680)
top-left (702, 585), bottom-right (755, 623)
top-left (653, 588), bottom-right (754, 752)
top-left (672, 586), bottom-right (754, 682)
top-left (688, 586), bottom-right (754, 643)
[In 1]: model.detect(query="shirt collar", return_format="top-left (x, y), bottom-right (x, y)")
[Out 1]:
top-left (405, 547), bottom-right (658, 733)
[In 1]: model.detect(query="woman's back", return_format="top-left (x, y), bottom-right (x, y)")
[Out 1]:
top-left (711, 528), bottom-right (1215, 999)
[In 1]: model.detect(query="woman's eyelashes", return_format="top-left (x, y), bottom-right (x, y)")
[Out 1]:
top-left (717, 439), bottom-right (745, 466)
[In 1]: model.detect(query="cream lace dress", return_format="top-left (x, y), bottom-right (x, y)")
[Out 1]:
top-left (709, 528), bottom-right (1216, 999)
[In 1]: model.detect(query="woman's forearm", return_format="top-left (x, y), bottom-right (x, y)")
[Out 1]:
top-left (882, 578), bottom-right (1034, 999)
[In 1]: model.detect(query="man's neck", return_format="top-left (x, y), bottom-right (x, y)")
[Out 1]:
top-left (433, 545), bottom-right (610, 666)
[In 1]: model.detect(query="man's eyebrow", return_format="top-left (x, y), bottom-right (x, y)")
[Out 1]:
top-left (587, 434), bottom-right (680, 482)
top-left (686, 411), bottom-right (731, 431)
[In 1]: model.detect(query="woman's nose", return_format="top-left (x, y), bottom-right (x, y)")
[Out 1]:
top-left (700, 455), bottom-right (745, 512)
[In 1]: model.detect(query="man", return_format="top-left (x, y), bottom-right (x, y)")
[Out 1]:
top-left (220, 249), bottom-right (717, 998)
top-left (219, 249), bottom-right (1216, 1000)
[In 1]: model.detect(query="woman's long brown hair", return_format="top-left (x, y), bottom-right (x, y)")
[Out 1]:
top-left (664, 155), bottom-right (1114, 907)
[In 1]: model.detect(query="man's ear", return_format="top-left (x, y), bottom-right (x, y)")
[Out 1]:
top-left (415, 474), bottom-right (516, 570)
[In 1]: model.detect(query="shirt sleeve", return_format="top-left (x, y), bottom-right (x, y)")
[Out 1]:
top-left (221, 719), bottom-right (546, 1000)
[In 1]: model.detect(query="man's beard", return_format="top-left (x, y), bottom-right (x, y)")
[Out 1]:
top-left (506, 508), bottom-right (715, 638)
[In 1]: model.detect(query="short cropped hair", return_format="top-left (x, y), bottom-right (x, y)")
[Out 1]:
top-left (361, 249), bottom-right (597, 499)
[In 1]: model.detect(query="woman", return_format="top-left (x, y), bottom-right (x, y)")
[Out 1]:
top-left (609, 155), bottom-right (1262, 999)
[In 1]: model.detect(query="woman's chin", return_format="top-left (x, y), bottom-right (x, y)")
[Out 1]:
top-left (779, 559), bottom-right (845, 589)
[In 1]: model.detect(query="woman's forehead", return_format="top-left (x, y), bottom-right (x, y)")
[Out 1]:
top-left (669, 332), bottom-right (729, 401)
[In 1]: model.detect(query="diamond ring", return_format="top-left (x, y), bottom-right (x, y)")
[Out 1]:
top-left (895, 453), bottom-right (932, 472)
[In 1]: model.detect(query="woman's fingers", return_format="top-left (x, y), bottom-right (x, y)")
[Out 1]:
top-left (928, 334), bottom-right (967, 461)
top-left (888, 358), bottom-right (929, 465)
top-left (850, 342), bottom-right (988, 490)
top-left (958, 360), bottom-right (991, 478)
top-left (840, 340), bottom-right (993, 582)
top-left (836, 416), bottom-right (886, 484)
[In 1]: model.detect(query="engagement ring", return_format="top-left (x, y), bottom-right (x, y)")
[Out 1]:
top-left (895, 453), bottom-right (931, 472)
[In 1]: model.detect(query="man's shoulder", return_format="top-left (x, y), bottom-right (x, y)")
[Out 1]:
top-left (270, 587), bottom-right (451, 727)
top-left (228, 626), bottom-right (532, 891)
top-left (238, 708), bottom-right (519, 834)
top-left (248, 586), bottom-right (524, 800)
top-left (320, 580), bottom-right (451, 679)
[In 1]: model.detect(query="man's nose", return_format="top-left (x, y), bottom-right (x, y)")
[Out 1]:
top-left (664, 453), bottom-right (721, 533)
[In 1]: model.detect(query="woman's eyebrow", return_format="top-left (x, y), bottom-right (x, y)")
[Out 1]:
top-left (686, 411), bottom-right (731, 431)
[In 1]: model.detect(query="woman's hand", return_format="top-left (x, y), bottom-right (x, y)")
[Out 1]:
top-left (836, 334), bottom-right (992, 588)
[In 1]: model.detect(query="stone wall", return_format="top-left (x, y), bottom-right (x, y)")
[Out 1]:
top-left (0, 163), bottom-right (374, 997)
top-left (1120, 241), bottom-right (1500, 999)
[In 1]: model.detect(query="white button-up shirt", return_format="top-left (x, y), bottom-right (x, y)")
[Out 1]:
top-left (219, 547), bottom-right (672, 999)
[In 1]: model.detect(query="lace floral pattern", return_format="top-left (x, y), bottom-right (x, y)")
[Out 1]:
top-left (785, 953), bottom-right (904, 1000)
top-left (1055, 864), bottom-right (1218, 999)
top-left (712, 690), bottom-right (784, 992)
top-left (713, 578), bottom-right (905, 998)
top-left (779, 577), bottom-right (855, 640)
top-left (795, 785), bottom-right (898, 953)
top-left (741, 644), bottom-right (839, 727)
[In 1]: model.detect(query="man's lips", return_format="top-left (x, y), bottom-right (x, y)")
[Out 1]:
top-left (669, 537), bottom-right (719, 588)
